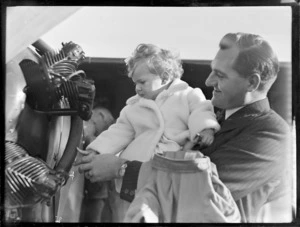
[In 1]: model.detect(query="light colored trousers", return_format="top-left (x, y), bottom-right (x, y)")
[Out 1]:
top-left (124, 150), bottom-right (241, 223)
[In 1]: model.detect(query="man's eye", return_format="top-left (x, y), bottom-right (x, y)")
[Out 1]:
top-left (215, 72), bottom-right (224, 78)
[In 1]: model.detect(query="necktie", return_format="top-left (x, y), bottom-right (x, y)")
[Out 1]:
top-left (216, 110), bottom-right (225, 125)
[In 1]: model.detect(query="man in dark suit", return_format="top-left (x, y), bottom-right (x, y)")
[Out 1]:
top-left (76, 32), bottom-right (293, 222)
top-left (200, 33), bottom-right (292, 222)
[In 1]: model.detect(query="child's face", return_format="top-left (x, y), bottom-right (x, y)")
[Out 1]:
top-left (131, 61), bottom-right (166, 100)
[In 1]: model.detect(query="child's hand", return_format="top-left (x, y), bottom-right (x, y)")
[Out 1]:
top-left (76, 147), bottom-right (98, 156)
top-left (194, 128), bottom-right (215, 148)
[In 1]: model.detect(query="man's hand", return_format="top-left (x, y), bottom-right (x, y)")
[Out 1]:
top-left (74, 151), bottom-right (126, 182)
top-left (194, 128), bottom-right (215, 148)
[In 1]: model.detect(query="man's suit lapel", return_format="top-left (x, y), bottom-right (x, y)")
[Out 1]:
top-left (216, 98), bottom-right (271, 135)
top-left (202, 98), bottom-right (271, 157)
top-left (216, 117), bottom-right (249, 135)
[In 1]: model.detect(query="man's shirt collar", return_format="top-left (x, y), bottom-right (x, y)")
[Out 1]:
top-left (225, 107), bottom-right (243, 120)
top-left (225, 98), bottom-right (266, 120)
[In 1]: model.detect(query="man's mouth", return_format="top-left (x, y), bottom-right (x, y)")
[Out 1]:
top-left (213, 88), bottom-right (221, 93)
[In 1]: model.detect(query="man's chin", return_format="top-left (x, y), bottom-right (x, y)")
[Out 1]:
top-left (211, 98), bottom-right (225, 109)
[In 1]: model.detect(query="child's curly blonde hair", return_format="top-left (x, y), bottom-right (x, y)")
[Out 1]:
top-left (125, 43), bottom-right (184, 80)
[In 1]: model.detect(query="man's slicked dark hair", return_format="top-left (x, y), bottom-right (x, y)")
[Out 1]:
top-left (220, 33), bottom-right (280, 91)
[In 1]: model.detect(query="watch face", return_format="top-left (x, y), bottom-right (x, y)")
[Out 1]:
top-left (119, 168), bottom-right (125, 177)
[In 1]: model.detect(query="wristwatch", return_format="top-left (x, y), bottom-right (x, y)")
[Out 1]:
top-left (118, 161), bottom-right (129, 178)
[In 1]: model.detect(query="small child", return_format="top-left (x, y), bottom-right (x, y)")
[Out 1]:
top-left (83, 43), bottom-right (220, 222)
top-left (86, 43), bottom-right (220, 162)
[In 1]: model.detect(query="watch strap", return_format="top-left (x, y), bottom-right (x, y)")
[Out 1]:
top-left (120, 160), bottom-right (142, 202)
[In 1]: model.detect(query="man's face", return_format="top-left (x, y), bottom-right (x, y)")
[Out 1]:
top-left (205, 46), bottom-right (249, 110)
top-left (131, 60), bottom-right (165, 100)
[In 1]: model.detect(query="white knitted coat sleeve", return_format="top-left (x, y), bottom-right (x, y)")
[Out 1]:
top-left (86, 106), bottom-right (135, 155)
top-left (187, 88), bottom-right (220, 141)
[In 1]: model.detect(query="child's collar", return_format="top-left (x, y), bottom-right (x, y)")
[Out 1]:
top-left (156, 79), bottom-right (188, 100)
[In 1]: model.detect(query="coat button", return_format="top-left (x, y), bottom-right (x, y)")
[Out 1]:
top-left (124, 189), bottom-right (129, 194)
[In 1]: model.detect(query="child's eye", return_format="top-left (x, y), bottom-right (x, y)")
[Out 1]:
top-left (132, 80), bottom-right (145, 85)
top-left (138, 81), bottom-right (145, 84)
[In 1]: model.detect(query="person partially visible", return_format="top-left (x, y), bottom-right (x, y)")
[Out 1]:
top-left (79, 103), bottom-right (115, 222)
top-left (75, 33), bottom-right (293, 222)
top-left (82, 105), bottom-right (115, 149)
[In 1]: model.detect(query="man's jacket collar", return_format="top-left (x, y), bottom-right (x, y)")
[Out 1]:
top-left (217, 98), bottom-right (270, 134)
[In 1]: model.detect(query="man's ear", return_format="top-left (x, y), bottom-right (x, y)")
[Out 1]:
top-left (247, 73), bottom-right (261, 92)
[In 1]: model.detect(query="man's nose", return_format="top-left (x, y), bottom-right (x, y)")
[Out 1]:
top-left (205, 72), bottom-right (215, 87)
